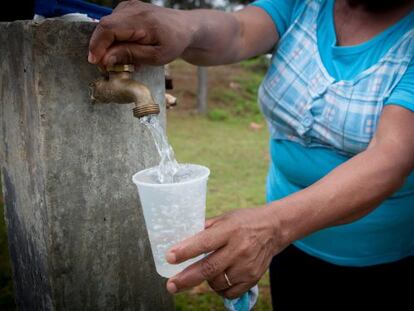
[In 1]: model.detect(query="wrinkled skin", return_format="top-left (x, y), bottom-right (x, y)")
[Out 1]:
top-left (88, 0), bottom-right (194, 67)
top-left (88, 0), bottom-right (414, 301)
top-left (164, 207), bottom-right (285, 299)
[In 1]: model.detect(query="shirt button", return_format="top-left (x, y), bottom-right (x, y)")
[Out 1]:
top-left (317, 87), bottom-right (327, 96)
top-left (302, 116), bottom-right (313, 127)
top-left (297, 125), bottom-right (306, 136)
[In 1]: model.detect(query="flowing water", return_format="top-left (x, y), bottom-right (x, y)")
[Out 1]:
top-left (140, 115), bottom-right (179, 183)
top-left (137, 114), bottom-right (209, 277)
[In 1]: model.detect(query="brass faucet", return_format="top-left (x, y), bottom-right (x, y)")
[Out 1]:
top-left (90, 64), bottom-right (160, 118)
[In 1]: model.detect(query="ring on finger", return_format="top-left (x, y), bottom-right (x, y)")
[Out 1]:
top-left (224, 272), bottom-right (232, 287)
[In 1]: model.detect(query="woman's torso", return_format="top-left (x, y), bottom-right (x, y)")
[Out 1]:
top-left (255, 0), bottom-right (414, 265)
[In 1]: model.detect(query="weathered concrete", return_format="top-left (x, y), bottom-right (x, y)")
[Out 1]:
top-left (0, 20), bottom-right (173, 310)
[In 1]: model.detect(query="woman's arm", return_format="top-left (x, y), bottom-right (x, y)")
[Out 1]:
top-left (272, 105), bottom-right (414, 243)
top-left (181, 7), bottom-right (278, 65)
top-left (164, 105), bottom-right (414, 298)
top-left (88, 1), bottom-right (278, 67)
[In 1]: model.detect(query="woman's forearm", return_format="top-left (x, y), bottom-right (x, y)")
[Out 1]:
top-left (181, 10), bottom-right (242, 65)
top-left (163, 144), bottom-right (408, 296)
top-left (271, 142), bottom-right (412, 246)
top-left (88, 2), bottom-right (277, 67)
top-left (268, 106), bottom-right (414, 245)
top-left (182, 7), bottom-right (278, 66)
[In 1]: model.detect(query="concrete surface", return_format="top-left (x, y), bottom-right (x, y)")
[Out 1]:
top-left (0, 20), bottom-right (173, 310)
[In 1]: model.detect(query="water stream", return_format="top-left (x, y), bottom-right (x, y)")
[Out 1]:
top-left (140, 115), bottom-right (179, 183)
top-left (137, 114), bottom-right (208, 277)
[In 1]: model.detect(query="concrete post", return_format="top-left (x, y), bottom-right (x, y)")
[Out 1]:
top-left (0, 20), bottom-right (174, 310)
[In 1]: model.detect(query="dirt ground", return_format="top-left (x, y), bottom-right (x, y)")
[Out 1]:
top-left (168, 60), bottom-right (247, 112)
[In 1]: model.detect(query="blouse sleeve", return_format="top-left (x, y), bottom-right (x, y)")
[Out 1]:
top-left (385, 58), bottom-right (414, 112)
top-left (249, 0), bottom-right (303, 37)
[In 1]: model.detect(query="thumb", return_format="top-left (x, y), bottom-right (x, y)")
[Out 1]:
top-left (101, 43), bottom-right (165, 67)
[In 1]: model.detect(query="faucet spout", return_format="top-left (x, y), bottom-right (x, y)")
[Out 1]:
top-left (90, 64), bottom-right (160, 118)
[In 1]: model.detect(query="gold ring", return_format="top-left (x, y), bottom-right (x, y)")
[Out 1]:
top-left (224, 272), bottom-right (232, 287)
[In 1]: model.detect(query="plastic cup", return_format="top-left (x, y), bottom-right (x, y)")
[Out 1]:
top-left (132, 164), bottom-right (210, 278)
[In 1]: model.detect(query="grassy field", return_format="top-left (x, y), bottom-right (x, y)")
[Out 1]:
top-left (0, 198), bottom-right (15, 310)
top-left (169, 58), bottom-right (272, 310)
top-left (169, 113), bottom-right (271, 310)
top-left (0, 57), bottom-right (272, 310)
top-left (168, 114), bottom-right (269, 217)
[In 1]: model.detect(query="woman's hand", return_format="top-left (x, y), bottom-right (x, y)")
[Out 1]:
top-left (165, 206), bottom-right (287, 299)
top-left (88, 0), bottom-right (195, 67)
top-left (88, 1), bottom-right (279, 67)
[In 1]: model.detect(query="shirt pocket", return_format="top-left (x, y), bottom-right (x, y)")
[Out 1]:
top-left (341, 97), bottom-right (383, 154)
top-left (321, 84), bottom-right (383, 154)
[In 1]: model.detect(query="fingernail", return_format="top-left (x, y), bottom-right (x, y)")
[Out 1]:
top-left (166, 282), bottom-right (177, 294)
top-left (88, 52), bottom-right (96, 64)
top-left (165, 252), bottom-right (176, 264)
top-left (107, 55), bottom-right (117, 66)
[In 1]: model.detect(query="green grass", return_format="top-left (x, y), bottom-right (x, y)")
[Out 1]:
top-left (168, 113), bottom-right (271, 310)
top-left (0, 201), bottom-right (15, 310)
top-left (0, 57), bottom-right (272, 310)
top-left (175, 285), bottom-right (272, 311)
top-left (168, 58), bottom-right (272, 310)
top-left (175, 291), bottom-right (226, 311)
top-left (207, 108), bottom-right (230, 121)
top-left (168, 113), bottom-right (269, 218)
top-left (0, 114), bottom-right (272, 310)
top-left (209, 65), bottom-right (264, 121)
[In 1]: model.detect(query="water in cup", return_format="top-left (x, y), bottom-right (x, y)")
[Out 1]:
top-left (133, 115), bottom-right (210, 278)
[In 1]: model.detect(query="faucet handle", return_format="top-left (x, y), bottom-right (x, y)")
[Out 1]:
top-left (106, 64), bottom-right (135, 72)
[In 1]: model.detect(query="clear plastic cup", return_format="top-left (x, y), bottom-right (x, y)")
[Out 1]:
top-left (132, 164), bottom-right (210, 278)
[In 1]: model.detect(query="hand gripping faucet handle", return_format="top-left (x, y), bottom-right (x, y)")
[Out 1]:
top-left (106, 64), bottom-right (135, 72)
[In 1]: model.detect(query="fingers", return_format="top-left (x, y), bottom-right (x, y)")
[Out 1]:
top-left (205, 216), bottom-right (221, 229)
top-left (166, 226), bottom-right (228, 264)
top-left (88, 17), bottom-right (146, 65)
top-left (222, 282), bottom-right (253, 299)
top-left (208, 272), bottom-right (234, 292)
top-left (112, 0), bottom-right (130, 12)
top-left (167, 247), bottom-right (232, 293)
top-left (208, 260), bottom-right (244, 292)
top-left (100, 43), bottom-right (163, 67)
top-left (88, 19), bottom-right (116, 64)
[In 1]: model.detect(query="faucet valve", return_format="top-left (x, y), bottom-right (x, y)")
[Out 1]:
top-left (107, 64), bottom-right (135, 72)
top-left (90, 64), bottom-right (160, 118)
